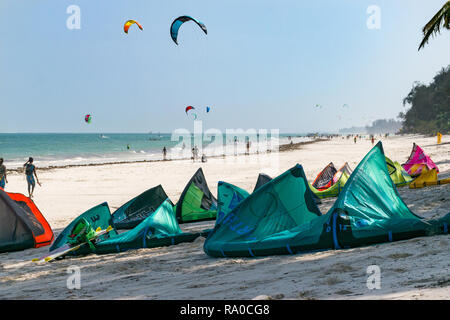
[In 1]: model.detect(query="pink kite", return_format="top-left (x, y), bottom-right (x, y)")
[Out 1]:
top-left (401, 143), bottom-right (439, 177)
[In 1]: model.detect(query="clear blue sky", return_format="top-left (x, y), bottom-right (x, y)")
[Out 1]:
top-left (0, 0), bottom-right (449, 133)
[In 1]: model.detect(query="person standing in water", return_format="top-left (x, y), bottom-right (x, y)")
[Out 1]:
top-left (23, 157), bottom-right (41, 198)
top-left (0, 158), bottom-right (7, 189)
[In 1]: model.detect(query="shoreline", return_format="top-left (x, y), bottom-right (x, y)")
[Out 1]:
top-left (4, 138), bottom-right (329, 173)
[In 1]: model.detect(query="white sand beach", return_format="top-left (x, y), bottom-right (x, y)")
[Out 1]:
top-left (0, 134), bottom-right (448, 300)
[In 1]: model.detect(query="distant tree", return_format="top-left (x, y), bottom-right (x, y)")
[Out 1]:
top-left (399, 66), bottom-right (450, 134)
top-left (418, 1), bottom-right (450, 50)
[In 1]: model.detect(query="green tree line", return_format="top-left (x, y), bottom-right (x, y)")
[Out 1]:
top-left (399, 65), bottom-right (450, 134)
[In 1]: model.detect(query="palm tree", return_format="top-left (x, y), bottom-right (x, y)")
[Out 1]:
top-left (418, 1), bottom-right (450, 50)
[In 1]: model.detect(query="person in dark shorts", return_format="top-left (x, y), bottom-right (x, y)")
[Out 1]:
top-left (0, 158), bottom-right (7, 189)
top-left (23, 157), bottom-right (41, 198)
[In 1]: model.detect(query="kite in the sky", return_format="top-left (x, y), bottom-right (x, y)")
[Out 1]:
top-left (124, 20), bottom-right (143, 34)
top-left (170, 16), bottom-right (207, 45)
top-left (315, 104), bottom-right (322, 109)
top-left (85, 114), bottom-right (92, 124)
top-left (206, 106), bottom-right (211, 113)
top-left (342, 104), bottom-right (349, 108)
top-left (185, 106), bottom-right (197, 120)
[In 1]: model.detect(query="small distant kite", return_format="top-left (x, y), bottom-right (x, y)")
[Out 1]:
top-left (85, 114), bottom-right (92, 124)
top-left (315, 104), bottom-right (322, 109)
top-left (206, 106), bottom-right (211, 113)
top-left (185, 106), bottom-right (197, 120)
top-left (124, 20), bottom-right (143, 34)
top-left (342, 104), bottom-right (349, 108)
top-left (170, 16), bottom-right (207, 45)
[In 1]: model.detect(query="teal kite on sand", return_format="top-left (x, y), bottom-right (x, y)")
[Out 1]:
top-left (93, 200), bottom-right (199, 254)
top-left (112, 184), bottom-right (172, 230)
top-left (203, 141), bottom-right (450, 257)
top-left (49, 200), bottom-right (200, 257)
top-left (216, 181), bottom-right (250, 226)
top-left (50, 202), bottom-right (118, 253)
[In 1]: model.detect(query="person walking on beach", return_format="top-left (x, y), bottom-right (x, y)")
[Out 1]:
top-left (0, 158), bottom-right (7, 190)
top-left (371, 135), bottom-right (375, 146)
top-left (194, 146), bottom-right (199, 162)
top-left (163, 146), bottom-right (167, 160)
top-left (23, 157), bottom-right (41, 198)
top-left (354, 136), bottom-right (357, 144)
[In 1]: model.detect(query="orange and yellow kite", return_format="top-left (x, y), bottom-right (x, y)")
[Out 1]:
top-left (124, 20), bottom-right (143, 34)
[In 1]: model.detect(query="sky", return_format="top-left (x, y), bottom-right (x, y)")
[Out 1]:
top-left (0, 0), bottom-right (449, 134)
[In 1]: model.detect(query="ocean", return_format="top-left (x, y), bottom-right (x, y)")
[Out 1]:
top-left (0, 133), bottom-right (312, 169)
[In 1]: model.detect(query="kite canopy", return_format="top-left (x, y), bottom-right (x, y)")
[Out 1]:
top-left (309, 164), bottom-right (352, 198)
top-left (51, 200), bottom-right (200, 256)
top-left (49, 202), bottom-right (118, 253)
top-left (185, 106), bottom-right (197, 120)
top-left (92, 200), bottom-right (200, 255)
top-left (0, 190), bottom-right (53, 253)
top-left (253, 173), bottom-right (273, 192)
top-left (200, 174), bottom-right (280, 238)
top-left (332, 163), bottom-right (353, 184)
top-left (402, 143), bottom-right (439, 177)
top-left (85, 114), bottom-right (92, 124)
top-left (312, 163), bottom-right (337, 190)
top-left (409, 169), bottom-right (450, 189)
top-left (385, 156), bottom-right (413, 187)
top-left (217, 173), bottom-right (273, 225)
top-left (216, 181), bottom-right (250, 226)
top-left (204, 142), bottom-right (450, 258)
top-left (204, 164), bottom-right (323, 257)
top-left (206, 106), bottom-right (211, 113)
top-left (112, 185), bottom-right (172, 229)
top-left (325, 141), bottom-right (439, 250)
top-left (170, 16), bottom-right (207, 45)
top-left (124, 20), bottom-right (143, 33)
top-left (175, 168), bottom-right (217, 223)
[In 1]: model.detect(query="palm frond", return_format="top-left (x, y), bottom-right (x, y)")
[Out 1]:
top-left (418, 1), bottom-right (450, 50)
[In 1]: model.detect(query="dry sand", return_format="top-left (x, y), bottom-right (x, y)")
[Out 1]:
top-left (0, 134), bottom-right (448, 300)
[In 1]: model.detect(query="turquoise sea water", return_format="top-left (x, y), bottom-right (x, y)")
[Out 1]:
top-left (0, 133), bottom-right (310, 169)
